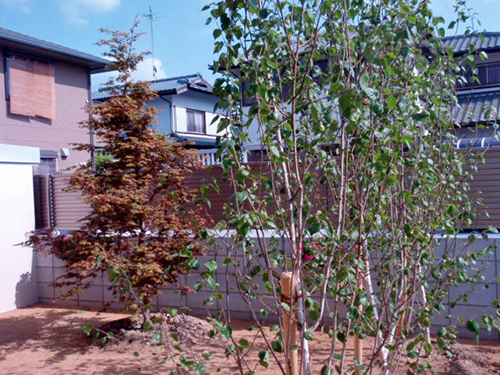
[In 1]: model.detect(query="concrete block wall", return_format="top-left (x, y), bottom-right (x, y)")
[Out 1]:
top-left (35, 234), bottom-right (500, 339)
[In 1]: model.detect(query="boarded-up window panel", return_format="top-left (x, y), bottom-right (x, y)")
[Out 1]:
top-left (9, 56), bottom-right (55, 120)
top-left (9, 57), bottom-right (35, 117)
top-left (32, 61), bottom-right (55, 120)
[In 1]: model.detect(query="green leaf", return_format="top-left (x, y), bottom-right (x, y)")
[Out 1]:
top-left (258, 350), bottom-right (270, 368)
top-left (304, 331), bottom-right (314, 341)
top-left (205, 260), bottom-right (218, 273)
top-left (268, 145), bottom-right (280, 158)
top-left (272, 339), bottom-right (283, 352)
top-left (281, 302), bottom-right (291, 311)
top-left (221, 325), bottom-right (233, 340)
top-left (387, 95), bottom-right (397, 110)
top-left (466, 320), bottom-right (480, 343)
top-left (337, 332), bottom-right (346, 343)
top-left (487, 226), bottom-right (499, 234)
top-left (412, 112), bottom-right (428, 121)
top-left (339, 95), bottom-right (353, 118)
top-left (239, 338), bottom-right (250, 347)
top-left (382, 59), bottom-right (395, 77)
top-left (423, 342), bottom-right (433, 355)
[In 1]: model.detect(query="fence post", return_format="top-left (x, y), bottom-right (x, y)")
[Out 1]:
top-left (281, 271), bottom-right (298, 375)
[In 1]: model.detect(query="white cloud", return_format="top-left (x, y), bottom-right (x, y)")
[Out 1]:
top-left (0, 0), bottom-right (33, 13)
top-left (91, 70), bottom-right (117, 90)
top-left (91, 57), bottom-right (167, 90)
top-left (132, 57), bottom-right (168, 82)
top-left (60, 0), bottom-right (120, 25)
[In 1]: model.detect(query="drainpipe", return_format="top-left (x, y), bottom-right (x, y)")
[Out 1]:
top-left (87, 68), bottom-right (95, 171)
top-left (158, 95), bottom-right (174, 134)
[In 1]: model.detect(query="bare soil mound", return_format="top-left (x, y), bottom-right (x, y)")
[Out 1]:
top-left (429, 341), bottom-right (500, 375)
top-left (97, 313), bottom-right (212, 347)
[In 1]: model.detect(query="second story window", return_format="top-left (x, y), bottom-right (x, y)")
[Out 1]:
top-left (187, 109), bottom-right (206, 133)
top-left (461, 63), bottom-right (500, 88)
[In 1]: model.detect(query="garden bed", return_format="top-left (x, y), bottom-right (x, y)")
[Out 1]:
top-left (0, 304), bottom-right (499, 374)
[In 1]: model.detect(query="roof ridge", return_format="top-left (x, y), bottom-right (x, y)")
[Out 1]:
top-left (442, 31), bottom-right (500, 40)
top-left (150, 73), bottom-right (200, 84)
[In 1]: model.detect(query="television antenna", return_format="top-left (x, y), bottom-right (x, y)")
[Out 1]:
top-left (142, 6), bottom-right (164, 79)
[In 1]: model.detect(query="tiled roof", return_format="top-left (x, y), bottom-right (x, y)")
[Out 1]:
top-left (442, 32), bottom-right (500, 54)
top-left (454, 89), bottom-right (500, 125)
top-left (92, 73), bottom-right (213, 101)
top-left (0, 27), bottom-right (109, 69)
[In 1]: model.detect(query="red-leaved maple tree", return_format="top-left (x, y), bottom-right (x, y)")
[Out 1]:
top-left (27, 23), bottom-right (208, 327)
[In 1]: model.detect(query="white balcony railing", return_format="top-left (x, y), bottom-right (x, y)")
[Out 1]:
top-left (198, 148), bottom-right (248, 166)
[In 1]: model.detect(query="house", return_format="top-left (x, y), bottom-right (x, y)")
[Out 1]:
top-left (0, 27), bottom-right (109, 173)
top-left (0, 28), bottom-right (108, 312)
top-left (444, 33), bottom-right (500, 142)
top-left (93, 73), bottom-right (227, 163)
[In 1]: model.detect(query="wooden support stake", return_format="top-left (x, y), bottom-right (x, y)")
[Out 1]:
top-left (281, 272), bottom-right (298, 375)
top-left (354, 246), bottom-right (364, 372)
top-left (354, 276), bottom-right (363, 370)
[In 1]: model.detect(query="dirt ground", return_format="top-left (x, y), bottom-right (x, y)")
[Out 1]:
top-left (0, 304), bottom-right (499, 375)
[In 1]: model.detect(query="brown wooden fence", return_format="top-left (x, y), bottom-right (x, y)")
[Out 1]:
top-left (35, 148), bottom-right (500, 231)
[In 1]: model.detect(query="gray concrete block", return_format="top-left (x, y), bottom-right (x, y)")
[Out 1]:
top-left (157, 288), bottom-right (187, 309)
top-left (464, 260), bottom-right (497, 283)
top-left (53, 267), bottom-right (68, 279)
top-left (38, 282), bottom-right (55, 299)
top-left (78, 285), bottom-right (104, 303)
top-left (36, 253), bottom-right (53, 267)
top-left (52, 256), bottom-right (68, 267)
top-left (36, 267), bottom-right (54, 283)
top-left (449, 304), bottom-right (497, 326)
top-left (186, 289), bottom-right (219, 310)
top-left (449, 283), bottom-right (497, 306)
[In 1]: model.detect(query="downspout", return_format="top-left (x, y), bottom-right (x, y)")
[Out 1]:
top-left (158, 95), bottom-right (174, 134)
top-left (87, 68), bottom-right (95, 171)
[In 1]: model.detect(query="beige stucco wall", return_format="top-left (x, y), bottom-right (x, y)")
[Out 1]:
top-left (0, 143), bottom-right (39, 313)
top-left (0, 50), bottom-right (91, 170)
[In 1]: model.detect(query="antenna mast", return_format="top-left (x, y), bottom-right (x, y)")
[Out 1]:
top-left (144, 5), bottom-right (158, 79)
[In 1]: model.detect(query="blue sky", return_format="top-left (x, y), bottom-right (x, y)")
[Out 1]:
top-left (0, 0), bottom-right (498, 88)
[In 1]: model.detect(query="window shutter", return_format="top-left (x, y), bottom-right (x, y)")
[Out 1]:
top-left (33, 61), bottom-right (56, 120)
top-left (176, 107), bottom-right (187, 132)
top-left (8, 56), bottom-right (55, 120)
top-left (9, 57), bottom-right (35, 117)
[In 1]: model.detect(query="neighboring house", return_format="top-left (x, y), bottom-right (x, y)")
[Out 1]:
top-left (235, 33), bottom-right (500, 157)
top-left (93, 73), bottom-right (227, 163)
top-left (0, 27), bottom-right (109, 173)
top-left (443, 33), bottom-right (500, 143)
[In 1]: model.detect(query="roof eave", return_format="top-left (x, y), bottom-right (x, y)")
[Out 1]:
top-left (0, 33), bottom-right (110, 70)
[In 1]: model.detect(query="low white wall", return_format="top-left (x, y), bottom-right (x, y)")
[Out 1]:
top-left (0, 143), bottom-right (39, 313)
top-left (36, 233), bottom-right (500, 340)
